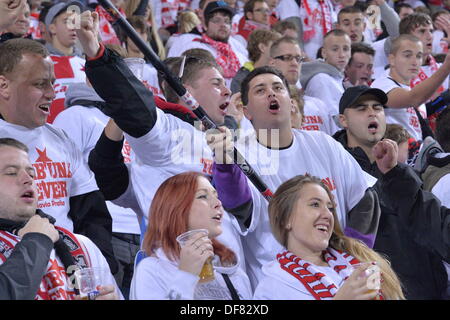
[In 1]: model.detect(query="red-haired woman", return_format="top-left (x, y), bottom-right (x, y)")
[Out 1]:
top-left (129, 172), bottom-right (252, 299)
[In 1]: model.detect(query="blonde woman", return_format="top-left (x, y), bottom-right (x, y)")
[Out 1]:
top-left (124, 0), bottom-right (166, 60)
top-left (253, 174), bottom-right (405, 300)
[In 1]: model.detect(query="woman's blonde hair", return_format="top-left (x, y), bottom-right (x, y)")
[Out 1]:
top-left (178, 10), bottom-right (201, 34)
top-left (124, 0), bottom-right (166, 60)
top-left (268, 175), bottom-right (405, 300)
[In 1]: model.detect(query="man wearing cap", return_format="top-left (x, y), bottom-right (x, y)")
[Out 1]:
top-left (44, 1), bottom-right (87, 123)
top-left (45, 1), bottom-right (83, 57)
top-left (167, 1), bottom-right (248, 85)
top-left (333, 85), bottom-right (450, 299)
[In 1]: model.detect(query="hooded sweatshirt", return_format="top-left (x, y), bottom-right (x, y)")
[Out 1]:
top-left (300, 60), bottom-right (345, 116)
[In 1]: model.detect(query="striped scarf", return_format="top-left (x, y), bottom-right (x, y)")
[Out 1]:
top-left (0, 226), bottom-right (91, 300)
top-left (301, 0), bottom-right (333, 42)
top-left (161, 0), bottom-right (190, 28)
top-left (195, 34), bottom-right (241, 78)
top-left (277, 248), bottom-right (384, 300)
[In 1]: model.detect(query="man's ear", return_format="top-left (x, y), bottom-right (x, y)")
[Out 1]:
top-left (242, 104), bottom-right (252, 121)
top-left (0, 76), bottom-right (11, 99)
top-left (388, 53), bottom-right (395, 68)
top-left (48, 23), bottom-right (56, 36)
top-left (321, 47), bottom-right (326, 60)
top-left (338, 113), bottom-right (348, 129)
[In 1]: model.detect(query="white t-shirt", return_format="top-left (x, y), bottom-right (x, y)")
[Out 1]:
top-left (233, 129), bottom-right (377, 287)
top-left (142, 64), bottom-right (164, 99)
top-left (371, 76), bottom-right (423, 141)
top-left (432, 30), bottom-right (449, 55)
top-left (302, 95), bottom-right (338, 135)
top-left (48, 55), bottom-right (86, 123)
top-left (53, 106), bottom-right (141, 235)
top-left (304, 73), bottom-right (345, 117)
top-left (130, 248), bottom-right (252, 300)
top-left (253, 258), bottom-right (344, 300)
top-left (372, 38), bottom-right (389, 80)
top-left (0, 120), bottom-right (98, 231)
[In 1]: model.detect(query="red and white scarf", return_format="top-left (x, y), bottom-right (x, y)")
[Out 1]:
top-left (161, 0), bottom-right (190, 28)
top-left (0, 227), bottom-right (92, 300)
top-left (237, 17), bottom-right (270, 41)
top-left (411, 55), bottom-right (445, 132)
top-left (410, 55), bottom-right (444, 94)
top-left (95, 5), bottom-right (123, 45)
top-left (277, 248), bottom-right (384, 300)
top-left (302, 0), bottom-right (333, 42)
top-left (194, 34), bottom-right (241, 78)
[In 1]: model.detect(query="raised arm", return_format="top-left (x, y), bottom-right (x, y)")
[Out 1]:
top-left (386, 53), bottom-right (450, 109)
top-left (76, 11), bottom-right (158, 138)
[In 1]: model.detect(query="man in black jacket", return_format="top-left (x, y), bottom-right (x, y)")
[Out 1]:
top-left (334, 85), bottom-right (449, 299)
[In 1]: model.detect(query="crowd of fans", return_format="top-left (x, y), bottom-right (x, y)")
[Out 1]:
top-left (0, 0), bottom-right (449, 300)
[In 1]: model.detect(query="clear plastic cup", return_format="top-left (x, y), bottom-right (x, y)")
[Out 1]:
top-left (176, 229), bottom-right (215, 283)
top-left (124, 57), bottom-right (145, 81)
top-left (74, 267), bottom-right (109, 300)
top-left (352, 262), bottom-right (381, 299)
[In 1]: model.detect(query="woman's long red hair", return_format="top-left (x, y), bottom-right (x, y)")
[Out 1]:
top-left (143, 172), bottom-right (236, 265)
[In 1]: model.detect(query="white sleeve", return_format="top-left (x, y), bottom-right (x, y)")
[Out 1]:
top-left (253, 277), bottom-right (314, 300)
top-left (124, 108), bottom-right (192, 167)
top-left (130, 258), bottom-right (199, 300)
top-left (59, 130), bottom-right (99, 196)
top-left (304, 74), bottom-right (340, 115)
top-left (151, 0), bottom-right (162, 29)
top-left (77, 234), bottom-right (124, 300)
top-left (371, 77), bottom-right (399, 94)
top-left (52, 107), bottom-right (105, 161)
top-left (431, 174), bottom-right (450, 208)
top-left (276, 0), bottom-right (300, 20)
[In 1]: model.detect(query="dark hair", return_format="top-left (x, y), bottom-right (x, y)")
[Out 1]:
top-left (244, 0), bottom-right (265, 18)
top-left (394, 2), bottom-right (413, 15)
top-left (38, 2), bottom-right (53, 23)
top-left (435, 107), bottom-right (450, 153)
top-left (348, 42), bottom-right (375, 65)
top-left (399, 13), bottom-right (432, 35)
top-left (240, 66), bottom-right (289, 105)
top-left (159, 56), bottom-right (219, 103)
top-left (337, 6), bottom-right (364, 23)
top-left (0, 38), bottom-right (48, 75)
top-left (0, 138), bottom-right (29, 152)
top-left (431, 9), bottom-right (450, 23)
top-left (205, 9), bottom-right (232, 26)
top-left (271, 20), bottom-right (299, 35)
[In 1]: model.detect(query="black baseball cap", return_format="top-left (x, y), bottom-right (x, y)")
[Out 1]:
top-left (339, 86), bottom-right (388, 114)
top-left (204, 1), bottom-right (234, 20)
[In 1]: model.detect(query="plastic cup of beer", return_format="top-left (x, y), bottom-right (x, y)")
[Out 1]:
top-left (74, 267), bottom-right (109, 300)
top-left (124, 57), bottom-right (145, 81)
top-left (176, 229), bottom-right (215, 283)
top-left (352, 262), bottom-right (381, 299)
